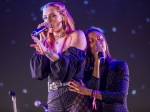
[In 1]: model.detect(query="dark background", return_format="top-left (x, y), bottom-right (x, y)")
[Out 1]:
top-left (0, 0), bottom-right (150, 112)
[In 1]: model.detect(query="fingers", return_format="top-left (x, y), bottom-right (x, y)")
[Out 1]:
top-left (37, 22), bottom-right (49, 42)
top-left (69, 88), bottom-right (79, 93)
top-left (31, 36), bottom-right (40, 43)
top-left (69, 79), bottom-right (80, 87)
top-left (94, 43), bottom-right (103, 52)
top-left (30, 44), bottom-right (44, 54)
top-left (37, 22), bottom-right (49, 29)
top-left (30, 44), bottom-right (38, 47)
top-left (36, 51), bottom-right (44, 55)
top-left (79, 80), bottom-right (86, 87)
top-left (39, 33), bottom-right (46, 42)
top-left (68, 84), bottom-right (79, 91)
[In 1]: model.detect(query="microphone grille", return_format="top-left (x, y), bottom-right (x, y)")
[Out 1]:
top-left (8, 90), bottom-right (16, 96)
top-left (47, 23), bottom-right (51, 28)
top-left (34, 100), bottom-right (41, 107)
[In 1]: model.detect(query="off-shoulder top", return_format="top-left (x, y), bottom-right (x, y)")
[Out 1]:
top-left (30, 46), bottom-right (85, 83)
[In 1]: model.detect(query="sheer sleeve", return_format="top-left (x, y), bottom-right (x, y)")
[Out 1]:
top-left (101, 61), bottom-right (129, 103)
top-left (30, 52), bottom-right (51, 80)
top-left (50, 47), bottom-right (85, 82)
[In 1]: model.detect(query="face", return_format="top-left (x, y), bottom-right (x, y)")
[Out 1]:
top-left (43, 6), bottom-right (63, 32)
top-left (87, 31), bottom-right (106, 54)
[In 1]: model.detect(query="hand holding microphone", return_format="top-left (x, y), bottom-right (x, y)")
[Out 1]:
top-left (30, 22), bottom-right (52, 54)
top-left (31, 22), bottom-right (51, 36)
top-left (94, 40), bottom-right (105, 63)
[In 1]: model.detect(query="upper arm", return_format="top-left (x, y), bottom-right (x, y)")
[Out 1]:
top-left (70, 30), bottom-right (87, 50)
top-left (117, 61), bottom-right (129, 94)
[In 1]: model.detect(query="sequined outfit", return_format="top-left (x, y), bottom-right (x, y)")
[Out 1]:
top-left (84, 59), bottom-right (129, 112)
top-left (30, 47), bottom-right (92, 112)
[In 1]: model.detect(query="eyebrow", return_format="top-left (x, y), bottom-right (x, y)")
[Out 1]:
top-left (43, 13), bottom-right (55, 17)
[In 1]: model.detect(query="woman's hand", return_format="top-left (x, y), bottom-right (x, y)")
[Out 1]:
top-left (69, 79), bottom-right (91, 96)
top-left (94, 40), bottom-right (103, 53)
top-left (30, 36), bottom-right (47, 55)
top-left (93, 40), bottom-right (103, 60)
top-left (37, 22), bottom-right (51, 42)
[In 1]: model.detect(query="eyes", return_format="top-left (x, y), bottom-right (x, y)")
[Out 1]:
top-left (89, 36), bottom-right (104, 43)
top-left (43, 14), bottom-right (56, 21)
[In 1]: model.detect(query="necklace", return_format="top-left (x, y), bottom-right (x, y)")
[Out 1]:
top-left (54, 32), bottom-right (65, 41)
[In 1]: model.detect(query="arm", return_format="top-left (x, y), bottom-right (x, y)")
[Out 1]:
top-left (31, 30), bottom-right (87, 62)
top-left (69, 61), bottom-right (129, 104)
top-left (30, 52), bottom-right (51, 80)
top-left (87, 58), bottom-right (100, 90)
top-left (47, 30), bottom-right (87, 82)
top-left (69, 60), bottom-right (101, 96)
top-left (100, 61), bottom-right (129, 103)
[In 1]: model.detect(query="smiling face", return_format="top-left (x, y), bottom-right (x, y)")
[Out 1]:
top-left (43, 6), bottom-right (63, 32)
top-left (87, 31), bottom-right (107, 55)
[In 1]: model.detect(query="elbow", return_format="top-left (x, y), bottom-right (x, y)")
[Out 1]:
top-left (118, 92), bottom-right (127, 103)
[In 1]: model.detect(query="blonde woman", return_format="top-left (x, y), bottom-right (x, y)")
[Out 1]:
top-left (30, 2), bottom-right (91, 112)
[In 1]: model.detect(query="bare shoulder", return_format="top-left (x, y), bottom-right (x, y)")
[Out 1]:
top-left (70, 30), bottom-right (87, 50)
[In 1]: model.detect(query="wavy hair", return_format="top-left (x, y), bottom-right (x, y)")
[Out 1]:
top-left (43, 2), bottom-right (75, 50)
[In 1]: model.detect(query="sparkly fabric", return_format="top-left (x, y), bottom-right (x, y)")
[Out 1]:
top-left (47, 87), bottom-right (92, 112)
top-left (84, 60), bottom-right (129, 112)
top-left (30, 47), bottom-right (92, 112)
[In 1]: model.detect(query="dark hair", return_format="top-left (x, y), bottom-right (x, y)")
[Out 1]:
top-left (84, 27), bottom-right (113, 71)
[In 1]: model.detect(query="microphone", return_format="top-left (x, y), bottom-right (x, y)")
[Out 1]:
top-left (31, 23), bottom-right (51, 36)
top-left (9, 90), bottom-right (16, 96)
top-left (98, 52), bottom-right (105, 63)
top-left (34, 100), bottom-right (48, 112)
top-left (8, 90), bottom-right (17, 112)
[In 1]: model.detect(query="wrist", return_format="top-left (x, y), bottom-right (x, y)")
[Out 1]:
top-left (86, 89), bottom-right (92, 96)
top-left (45, 49), bottom-right (54, 58)
top-left (94, 61), bottom-right (100, 67)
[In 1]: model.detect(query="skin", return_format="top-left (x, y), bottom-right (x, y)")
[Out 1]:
top-left (68, 31), bottom-right (107, 100)
top-left (30, 6), bottom-right (87, 61)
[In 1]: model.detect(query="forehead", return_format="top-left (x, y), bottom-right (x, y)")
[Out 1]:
top-left (88, 31), bottom-right (102, 38)
top-left (43, 6), bottom-right (59, 15)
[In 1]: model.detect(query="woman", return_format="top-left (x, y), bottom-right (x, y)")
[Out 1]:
top-left (30, 2), bottom-right (91, 112)
top-left (69, 27), bottom-right (129, 112)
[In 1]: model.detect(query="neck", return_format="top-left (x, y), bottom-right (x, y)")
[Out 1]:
top-left (53, 30), bottom-right (65, 40)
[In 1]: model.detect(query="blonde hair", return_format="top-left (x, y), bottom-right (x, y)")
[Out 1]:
top-left (43, 2), bottom-right (75, 50)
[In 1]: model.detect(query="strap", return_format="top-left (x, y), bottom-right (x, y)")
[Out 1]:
top-left (92, 90), bottom-right (97, 110)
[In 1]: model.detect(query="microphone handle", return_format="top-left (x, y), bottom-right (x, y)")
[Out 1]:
top-left (12, 96), bottom-right (17, 112)
top-left (31, 26), bottom-right (47, 36)
top-left (98, 52), bottom-right (105, 63)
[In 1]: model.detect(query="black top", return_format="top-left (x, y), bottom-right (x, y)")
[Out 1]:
top-left (30, 46), bottom-right (85, 83)
top-left (84, 59), bottom-right (129, 112)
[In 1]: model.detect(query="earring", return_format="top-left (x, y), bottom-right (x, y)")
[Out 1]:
top-left (62, 17), bottom-right (66, 30)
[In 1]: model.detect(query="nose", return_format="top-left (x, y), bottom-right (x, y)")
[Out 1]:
top-left (95, 39), bottom-right (100, 45)
top-left (44, 17), bottom-right (52, 23)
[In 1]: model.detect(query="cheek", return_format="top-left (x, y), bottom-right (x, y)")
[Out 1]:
top-left (103, 43), bottom-right (107, 51)
top-left (55, 16), bottom-right (62, 23)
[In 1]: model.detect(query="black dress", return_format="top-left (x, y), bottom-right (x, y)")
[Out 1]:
top-left (30, 47), bottom-right (92, 112)
top-left (84, 59), bottom-right (129, 112)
